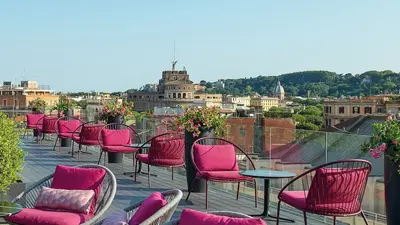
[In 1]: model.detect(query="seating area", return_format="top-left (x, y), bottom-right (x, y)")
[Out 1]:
top-left (2, 114), bottom-right (373, 225)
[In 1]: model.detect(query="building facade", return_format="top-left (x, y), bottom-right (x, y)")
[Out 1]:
top-left (0, 81), bottom-right (59, 116)
top-left (127, 62), bottom-right (222, 111)
top-left (323, 95), bottom-right (398, 127)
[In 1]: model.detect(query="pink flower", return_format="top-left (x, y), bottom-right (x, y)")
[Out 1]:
top-left (378, 143), bottom-right (387, 152)
top-left (387, 116), bottom-right (393, 121)
top-left (371, 151), bottom-right (382, 159)
top-left (193, 132), bottom-right (199, 137)
top-left (393, 140), bottom-right (398, 145)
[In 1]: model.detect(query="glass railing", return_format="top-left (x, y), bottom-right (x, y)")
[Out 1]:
top-left (76, 111), bottom-right (386, 224)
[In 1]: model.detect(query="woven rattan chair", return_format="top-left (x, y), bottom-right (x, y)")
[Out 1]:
top-left (11, 164), bottom-right (117, 225)
top-left (164, 211), bottom-right (252, 225)
top-left (95, 189), bottom-right (183, 225)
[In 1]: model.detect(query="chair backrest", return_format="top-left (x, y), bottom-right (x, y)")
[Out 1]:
top-left (305, 160), bottom-right (371, 214)
top-left (55, 116), bottom-right (83, 135)
top-left (164, 211), bottom-right (252, 225)
top-left (99, 123), bottom-right (140, 147)
top-left (40, 116), bottom-right (58, 133)
top-left (147, 133), bottom-right (185, 162)
top-left (26, 113), bottom-right (44, 127)
top-left (13, 164), bottom-right (117, 225)
top-left (191, 138), bottom-right (255, 172)
top-left (124, 189), bottom-right (183, 225)
top-left (76, 121), bottom-right (104, 142)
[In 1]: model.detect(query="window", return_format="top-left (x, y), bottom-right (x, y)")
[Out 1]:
top-left (353, 106), bottom-right (359, 114)
top-left (339, 106), bottom-right (345, 114)
top-left (14, 99), bottom-right (18, 106)
top-left (178, 93), bottom-right (181, 98)
top-left (325, 119), bottom-right (332, 127)
top-left (240, 128), bottom-right (246, 136)
top-left (183, 93), bottom-right (186, 98)
top-left (377, 108), bottom-right (386, 113)
top-left (364, 106), bottom-right (372, 114)
top-left (324, 106), bottom-right (332, 113)
top-left (3, 99), bottom-right (6, 106)
top-left (173, 93), bottom-right (176, 98)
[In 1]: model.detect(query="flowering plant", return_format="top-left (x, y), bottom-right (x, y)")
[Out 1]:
top-left (168, 106), bottom-right (227, 137)
top-left (98, 99), bottom-right (134, 122)
top-left (52, 95), bottom-right (76, 114)
top-left (361, 115), bottom-right (400, 171)
top-left (29, 98), bottom-right (46, 111)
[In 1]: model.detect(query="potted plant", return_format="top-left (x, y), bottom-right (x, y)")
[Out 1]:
top-left (169, 106), bottom-right (227, 193)
top-left (0, 112), bottom-right (25, 201)
top-left (98, 99), bottom-right (134, 163)
top-left (52, 95), bottom-right (76, 147)
top-left (28, 98), bottom-right (46, 136)
top-left (52, 95), bottom-right (76, 117)
top-left (361, 115), bottom-right (400, 225)
top-left (98, 99), bottom-right (134, 125)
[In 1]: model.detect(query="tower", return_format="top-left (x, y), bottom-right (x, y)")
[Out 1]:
top-left (274, 80), bottom-right (285, 100)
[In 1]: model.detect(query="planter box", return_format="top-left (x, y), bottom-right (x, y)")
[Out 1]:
top-left (0, 181), bottom-right (26, 202)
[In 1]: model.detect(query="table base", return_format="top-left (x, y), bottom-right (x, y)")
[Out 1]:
top-left (251, 212), bottom-right (295, 223)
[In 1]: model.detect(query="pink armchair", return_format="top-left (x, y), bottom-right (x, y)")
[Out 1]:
top-left (54, 116), bottom-right (83, 152)
top-left (134, 132), bottom-right (185, 187)
top-left (23, 113), bottom-right (44, 138)
top-left (36, 116), bottom-right (58, 143)
top-left (98, 123), bottom-right (141, 165)
top-left (71, 121), bottom-right (104, 159)
top-left (276, 159), bottom-right (372, 225)
top-left (186, 137), bottom-right (258, 209)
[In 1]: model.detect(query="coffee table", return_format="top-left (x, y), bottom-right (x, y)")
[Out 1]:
top-left (0, 201), bottom-right (22, 217)
top-left (239, 170), bottom-right (296, 222)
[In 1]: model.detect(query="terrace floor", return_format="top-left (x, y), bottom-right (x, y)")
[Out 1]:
top-left (2, 135), bottom-right (347, 225)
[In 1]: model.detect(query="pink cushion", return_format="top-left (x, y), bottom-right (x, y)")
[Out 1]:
top-left (80, 125), bottom-right (103, 142)
top-left (51, 165), bottom-right (106, 214)
top-left (281, 190), bottom-right (361, 214)
top-left (35, 187), bottom-right (95, 214)
top-left (27, 113), bottom-right (44, 127)
top-left (307, 168), bottom-right (368, 204)
top-left (136, 154), bottom-right (184, 166)
top-left (58, 120), bottom-right (81, 134)
top-left (41, 117), bottom-right (58, 133)
top-left (179, 209), bottom-right (266, 225)
top-left (148, 138), bottom-right (184, 161)
top-left (5, 208), bottom-right (93, 225)
top-left (193, 143), bottom-right (238, 171)
top-left (102, 129), bottom-right (131, 146)
top-left (103, 146), bottom-right (139, 153)
top-left (128, 192), bottom-right (167, 225)
top-left (196, 171), bottom-right (254, 181)
top-left (102, 209), bottom-right (128, 225)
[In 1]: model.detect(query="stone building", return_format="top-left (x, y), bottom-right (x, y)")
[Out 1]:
top-left (127, 62), bottom-right (222, 111)
top-left (273, 80), bottom-right (285, 100)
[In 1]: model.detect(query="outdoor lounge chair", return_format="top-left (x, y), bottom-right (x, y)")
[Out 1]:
top-left (6, 164), bottom-right (117, 225)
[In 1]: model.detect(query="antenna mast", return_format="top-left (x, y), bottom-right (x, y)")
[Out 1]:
top-left (171, 40), bottom-right (177, 71)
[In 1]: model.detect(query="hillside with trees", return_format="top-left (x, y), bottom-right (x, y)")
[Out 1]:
top-left (205, 70), bottom-right (399, 97)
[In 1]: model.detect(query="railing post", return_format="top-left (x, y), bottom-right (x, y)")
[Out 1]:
top-left (325, 131), bottom-right (328, 163)
top-left (269, 127), bottom-right (272, 169)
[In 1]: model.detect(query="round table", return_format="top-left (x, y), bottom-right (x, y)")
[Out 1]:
top-left (239, 170), bottom-right (296, 222)
top-left (0, 201), bottom-right (22, 217)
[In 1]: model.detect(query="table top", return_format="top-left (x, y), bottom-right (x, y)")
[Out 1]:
top-left (125, 143), bottom-right (151, 148)
top-left (0, 201), bottom-right (22, 217)
top-left (239, 170), bottom-right (296, 179)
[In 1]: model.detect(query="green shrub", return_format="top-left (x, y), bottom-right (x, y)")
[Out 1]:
top-left (0, 112), bottom-right (25, 194)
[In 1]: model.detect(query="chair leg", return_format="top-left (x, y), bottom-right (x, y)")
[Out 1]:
top-left (333, 216), bottom-right (336, 225)
top-left (86, 146), bottom-right (88, 153)
top-left (303, 211), bottom-right (307, 225)
top-left (185, 179), bottom-right (196, 201)
top-left (236, 182), bottom-right (240, 200)
top-left (134, 159), bottom-right (139, 182)
top-left (254, 180), bottom-right (258, 208)
top-left (276, 200), bottom-right (281, 225)
top-left (104, 151), bottom-right (106, 166)
top-left (171, 167), bottom-right (174, 181)
top-left (71, 142), bottom-right (75, 156)
top-left (52, 137), bottom-right (58, 151)
top-left (360, 211), bottom-right (369, 225)
top-left (97, 151), bottom-right (103, 164)
top-left (147, 165), bottom-right (151, 187)
top-left (59, 137), bottom-right (62, 152)
top-left (23, 129), bottom-right (27, 138)
top-left (205, 180), bottom-right (209, 209)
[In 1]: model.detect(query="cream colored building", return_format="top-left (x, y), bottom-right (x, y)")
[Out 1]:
top-left (250, 93), bottom-right (280, 111)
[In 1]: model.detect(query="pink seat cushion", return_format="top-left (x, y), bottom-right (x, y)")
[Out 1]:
top-left (51, 165), bottom-right (106, 214)
top-left (102, 209), bottom-right (128, 225)
top-left (128, 192), bottom-right (167, 225)
top-left (136, 154), bottom-right (184, 166)
top-left (193, 143), bottom-right (238, 171)
top-left (5, 208), bottom-right (93, 225)
top-left (35, 187), bottom-right (95, 214)
top-left (307, 168), bottom-right (369, 204)
top-left (102, 129), bottom-right (131, 146)
top-left (197, 171), bottom-right (254, 181)
top-left (40, 117), bottom-right (58, 133)
top-left (103, 146), bottom-right (139, 153)
top-left (179, 209), bottom-right (266, 225)
top-left (58, 120), bottom-right (81, 134)
top-left (148, 138), bottom-right (184, 162)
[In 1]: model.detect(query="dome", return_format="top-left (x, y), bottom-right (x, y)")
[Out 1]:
top-left (275, 81), bottom-right (285, 94)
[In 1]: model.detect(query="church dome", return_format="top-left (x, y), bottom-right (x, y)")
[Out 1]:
top-left (275, 81), bottom-right (285, 94)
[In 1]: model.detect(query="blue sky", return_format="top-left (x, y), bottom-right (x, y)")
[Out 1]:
top-left (0, 1), bottom-right (399, 92)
